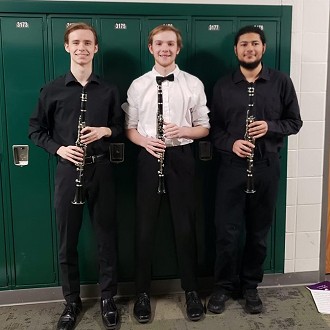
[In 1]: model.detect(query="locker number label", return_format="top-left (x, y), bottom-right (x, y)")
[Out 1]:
top-left (115, 23), bottom-right (127, 30)
top-left (254, 24), bottom-right (264, 30)
top-left (16, 21), bottom-right (29, 28)
top-left (208, 24), bottom-right (220, 31)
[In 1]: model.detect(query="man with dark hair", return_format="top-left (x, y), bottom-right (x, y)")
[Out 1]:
top-left (29, 22), bottom-right (122, 330)
top-left (207, 25), bottom-right (302, 315)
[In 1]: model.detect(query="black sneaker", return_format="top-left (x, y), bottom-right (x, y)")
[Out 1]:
top-left (185, 291), bottom-right (204, 321)
top-left (244, 289), bottom-right (263, 314)
top-left (207, 290), bottom-right (230, 314)
top-left (133, 293), bottom-right (151, 323)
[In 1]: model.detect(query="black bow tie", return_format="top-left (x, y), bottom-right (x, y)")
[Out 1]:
top-left (156, 74), bottom-right (174, 85)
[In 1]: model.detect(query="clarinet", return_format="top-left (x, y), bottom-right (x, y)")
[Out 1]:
top-left (72, 88), bottom-right (88, 204)
top-left (156, 80), bottom-right (166, 194)
top-left (244, 85), bottom-right (256, 194)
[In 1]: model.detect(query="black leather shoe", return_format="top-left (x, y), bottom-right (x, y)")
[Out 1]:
top-left (133, 293), bottom-right (151, 323)
top-left (57, 299), bottom-right (82, 330)
top-left (101, 297), bottom-right (119, 329)
top-left (207, 290), bottom-right (230, 314)
top-left (185, 291), bottom-right (204, 321)
top-left (244, 289), bottom-right (263, 314)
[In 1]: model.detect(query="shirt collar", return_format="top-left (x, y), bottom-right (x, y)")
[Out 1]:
top-left (232, 64), bottom-right (270, 84)
top-left (151, 65), bottom-right (180, 79)
top-left (65, 71), bottom-right (100, 86)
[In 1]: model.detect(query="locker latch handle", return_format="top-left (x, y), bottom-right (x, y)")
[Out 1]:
top-left (13, 145), bottom-right (29, 166)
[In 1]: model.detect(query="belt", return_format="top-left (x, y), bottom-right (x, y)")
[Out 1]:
top-left (84, 153), bottom-right (108, 165)
top-left (58, 153), bottom-right (108, 165)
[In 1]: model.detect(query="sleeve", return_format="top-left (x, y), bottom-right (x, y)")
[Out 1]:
top-left (28, 87), bottom-right (61, 155)
top-left (191, 78), bottom-right (210, 129)
top-left (121, 81), bottom-right (139, 129)
top-left (107, 84), bottom-right (124, 139)
top-left (266, 75), bottom-right (303, 137)
top-left (209, 80), bottom-right (236, 153)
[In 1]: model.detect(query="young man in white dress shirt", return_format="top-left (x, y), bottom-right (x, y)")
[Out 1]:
top-left (122, 25), bottom-right (210, 323)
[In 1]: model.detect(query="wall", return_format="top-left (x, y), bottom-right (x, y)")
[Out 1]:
top-left (51, 0), bottom-right (330, 276)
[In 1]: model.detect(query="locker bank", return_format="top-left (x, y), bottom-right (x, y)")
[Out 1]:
top-left (0, 0), bottom-right (328, 307)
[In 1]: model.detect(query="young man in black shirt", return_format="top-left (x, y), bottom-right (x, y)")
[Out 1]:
top-left (207, 26), bottom-right (302, 315)
top-left (29, 23), bottom-right (122, 330)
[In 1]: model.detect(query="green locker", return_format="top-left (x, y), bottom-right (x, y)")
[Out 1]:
top-left (99, 17), bottom-right (143, 102)
top-left (0, 19), bottom-right (8, 289)
top-left (0, 16), bottom-right (9, 290)
top-left (0, 2), bottom-right (292, 292)
top-left (189, 18), bottom-right (237, 277)
top-left (190, 18), bottom-right (236, 99)
top-left (0, 182), bottom-right (7, 288)
top-left (1, 16), bottom-right (57, 287)
top-left (99, 17), bottom-right (142, 280)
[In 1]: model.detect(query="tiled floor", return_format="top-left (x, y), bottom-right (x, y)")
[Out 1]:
top-left (1, 285), bottom-right (330, 329)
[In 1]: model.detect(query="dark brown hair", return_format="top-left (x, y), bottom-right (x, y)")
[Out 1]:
top-left (64, 22), bottom-right (98, 45)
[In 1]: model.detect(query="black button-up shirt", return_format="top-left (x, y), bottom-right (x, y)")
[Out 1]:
top-left (210, 65), bottom-right (303, 157)
top-left (29, 72), bottom-right (123, 156)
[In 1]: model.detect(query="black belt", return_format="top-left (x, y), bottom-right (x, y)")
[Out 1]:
top-left (58, 153), bottom-right (108, 165)
top-left (84, 153), bottom-right (108, 165)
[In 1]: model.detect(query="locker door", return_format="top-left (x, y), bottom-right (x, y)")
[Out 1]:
top-left (0, 180), bottom-right (7, 288)
top-left (190, 18), bottom-right (236, 277)
top-left (99, 17), bottom-right (142, 281)
top-left (144, 18), bottom-right (189, 73)
top-left (191, 18), bottom-right (236, 100)
top-left (0, 20), bottom-right (8, 289)
top-left (99, 17), bottom-right (142, 102)
top-left (48, 16), bottom-right (99, 284)
top-left (1, 16), bottom-right (57, 287)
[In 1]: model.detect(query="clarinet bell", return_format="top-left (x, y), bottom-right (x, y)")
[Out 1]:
top-left (71, 185), bottom-right (85, 204)
top-left (157, 176), bottom-right (166, 194)
top-left (245, 173), bottom-right (256, 194)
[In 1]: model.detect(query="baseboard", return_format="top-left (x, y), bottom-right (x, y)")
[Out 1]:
top-left (0, 271), bottom-right (323, 306)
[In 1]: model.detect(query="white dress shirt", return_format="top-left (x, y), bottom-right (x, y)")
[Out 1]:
top-left (122, 65), bottom-right (210, 147)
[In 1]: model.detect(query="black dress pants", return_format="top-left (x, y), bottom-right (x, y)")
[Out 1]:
top-left (54, 160), bottom-right (117, 302)
top-left (135, 144), bottom-right (198, 294)
top-left (214, 152), bottom-right (280, 292)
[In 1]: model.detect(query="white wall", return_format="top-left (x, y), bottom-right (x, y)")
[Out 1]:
top-left (283, 0), bottom-right (328, 274)
top-left (76, 0), bottom-right (329, 275)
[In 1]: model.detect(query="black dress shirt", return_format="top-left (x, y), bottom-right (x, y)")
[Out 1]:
top-left (210, 65), bottom-right (303, 157)
top-left (29, 72), bottom-right (123, 156)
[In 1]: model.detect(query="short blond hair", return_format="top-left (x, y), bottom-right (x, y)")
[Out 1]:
top-left (148, 25), bottom-right (183, 49)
